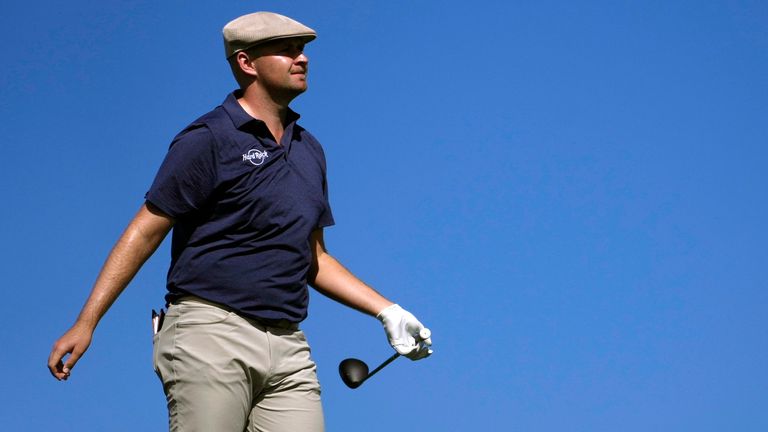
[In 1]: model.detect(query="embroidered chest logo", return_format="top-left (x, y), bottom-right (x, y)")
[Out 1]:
top-left (242, 148), bottom-right (269, 166)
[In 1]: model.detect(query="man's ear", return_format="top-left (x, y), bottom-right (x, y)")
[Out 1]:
top-left (235, 51), bottom-right (258, 79)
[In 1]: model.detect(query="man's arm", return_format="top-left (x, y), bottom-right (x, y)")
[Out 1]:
top-left (309, 229), bottom-right (432, 359)
top-left (308, 229), bottom-right (393, 316)
top-left (47, 202), bottom-right (175, 381)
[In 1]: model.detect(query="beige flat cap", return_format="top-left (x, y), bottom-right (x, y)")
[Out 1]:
top-left (223, 12), bottom-right (316, 58)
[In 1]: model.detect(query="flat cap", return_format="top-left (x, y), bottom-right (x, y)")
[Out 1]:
top-left (223, 12), bottom-right (316, 58)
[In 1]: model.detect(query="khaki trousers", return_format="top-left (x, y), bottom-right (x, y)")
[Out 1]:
top-left (153, 297), bottom-right (324, 432)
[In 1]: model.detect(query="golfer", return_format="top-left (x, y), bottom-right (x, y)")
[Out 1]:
top-left (48, 12), bottom-right (432, 431)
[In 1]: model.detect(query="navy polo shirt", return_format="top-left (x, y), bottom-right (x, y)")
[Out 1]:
top-left (146, 91), bottom-right (334, 323)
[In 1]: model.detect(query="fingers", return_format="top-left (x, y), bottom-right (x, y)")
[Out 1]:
top-left (394, 328), bottom-right (434, 360)
top-left (48, 328), bottom-right (92, 381)
top-left (402, 341), bottom-right (433, 360)
top-left (394, 342), bottom-right (416, 356)
top-left (409, 327), bottom-right (433, 360)
top-left (378, 304), bottom-right (433, 361)
top-left (48, 343), bottom-right (72, 381)
top-left (417, 327), bottom-right (432, 346)
top-left (404, 318), bottom-right (424, 336)
top-left (48, 347), bottom-right (84, 381)
top-left (406, 325), bottom-right (431, 347)
top-left (63, 347), bottom-right (86, 376)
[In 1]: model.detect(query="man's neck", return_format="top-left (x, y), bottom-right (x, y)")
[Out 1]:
top-left (237, 86), bottom-right (293, 144)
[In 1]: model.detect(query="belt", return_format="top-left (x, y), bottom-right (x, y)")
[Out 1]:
top-left (174, 296), bottom-right (300, 331)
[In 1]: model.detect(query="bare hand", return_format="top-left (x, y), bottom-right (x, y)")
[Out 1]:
top-left (48, 323), bottom-right (93, 381)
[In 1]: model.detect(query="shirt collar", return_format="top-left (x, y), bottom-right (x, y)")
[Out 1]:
top-left (222, 90), bottom-right (301, 130)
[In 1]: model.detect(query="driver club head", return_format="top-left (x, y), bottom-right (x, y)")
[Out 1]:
top-left (339, 358), bottom-right (369, 389)
top-left (338, 327), bottom-right (431, 389)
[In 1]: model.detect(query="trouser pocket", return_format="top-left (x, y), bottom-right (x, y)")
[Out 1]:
top-left (152, 332), bottom-right (160, 375)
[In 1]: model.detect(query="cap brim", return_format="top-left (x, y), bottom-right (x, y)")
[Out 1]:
top-left (227, 34), bottom-right (316, 58)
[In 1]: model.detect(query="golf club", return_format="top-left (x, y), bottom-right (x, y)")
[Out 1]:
top-left (339, 328), bottom-right (431, 389)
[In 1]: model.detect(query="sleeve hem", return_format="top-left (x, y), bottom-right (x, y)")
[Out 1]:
top-left (144, 196), bottom-right (182, 219)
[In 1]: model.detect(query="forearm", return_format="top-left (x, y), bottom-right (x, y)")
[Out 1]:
top-left (311, 251), bottom-right (393, 316)
top-left (74, 203), bottom-right (173, 330)
top-left (48, 203), bottom-right (173, 380)
top-left (307, 229), bottom-right (432, 361)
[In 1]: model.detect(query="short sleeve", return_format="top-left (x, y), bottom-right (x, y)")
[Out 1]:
top-left (316, 172), bottom-right (335, 228)
top-left (145, 126), bottom-right (218, 218)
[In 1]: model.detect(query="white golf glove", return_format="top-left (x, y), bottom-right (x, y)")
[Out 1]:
top-left (377, 304), bottom-right (433, 360)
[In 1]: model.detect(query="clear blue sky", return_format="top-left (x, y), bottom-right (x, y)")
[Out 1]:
top-left (2, 1), bottom-right (767, 430)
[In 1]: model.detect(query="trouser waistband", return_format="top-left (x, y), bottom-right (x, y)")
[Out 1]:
top-left (173, 295), bottom-right (300, 330)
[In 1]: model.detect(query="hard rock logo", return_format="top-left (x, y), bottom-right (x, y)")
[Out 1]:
top-left (242, 148), bottom-right (269, 166)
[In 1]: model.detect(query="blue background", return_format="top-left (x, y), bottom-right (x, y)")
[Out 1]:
top-left (2, 1), bottom-right (766, 430)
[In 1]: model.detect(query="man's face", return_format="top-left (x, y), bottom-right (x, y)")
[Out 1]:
top-left (246, 38), bottom-right (310, 97)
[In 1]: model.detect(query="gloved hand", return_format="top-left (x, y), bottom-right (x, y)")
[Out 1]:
top-left (376, 304), bottom-right (433, 360)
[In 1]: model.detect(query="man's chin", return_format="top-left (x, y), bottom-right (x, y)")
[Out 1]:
top-left (291, 83), bottom-right (308, 95)
top-left (275, 86), bottom-right (307, 104)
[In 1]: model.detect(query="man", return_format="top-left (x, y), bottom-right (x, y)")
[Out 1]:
top-left (48, 11), bottom-right (432, 431)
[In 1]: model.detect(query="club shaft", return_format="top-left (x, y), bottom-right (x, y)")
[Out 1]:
top-left (362, 330), bottom-right (430, 383)
top-left (362, 353), bottom-right (401, 383)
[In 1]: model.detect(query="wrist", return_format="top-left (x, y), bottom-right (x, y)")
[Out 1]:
top-left (376, 303), bottom-right (400, 321)
top-left (74, 315), bottom-right (99, 333)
